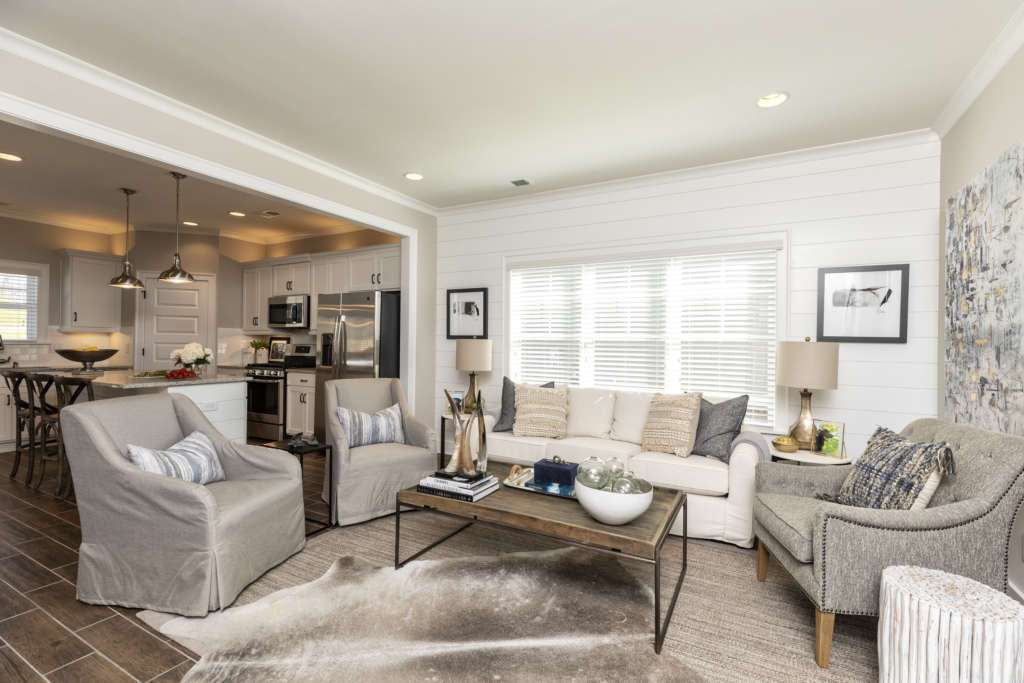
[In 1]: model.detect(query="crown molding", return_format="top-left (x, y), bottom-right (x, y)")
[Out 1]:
top-left (439, 129), bottom-right (939, 222)
top-left (0, 27), bottom-right (437, 217)
top-left (933, 3), bottom-right (1024, 136)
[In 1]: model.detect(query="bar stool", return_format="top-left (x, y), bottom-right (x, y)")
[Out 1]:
top-left (23, 373), bottom-right (60, 491)
top-left (51, 375), bottom-right (95, 499)
top-left (0, 370), bottom-right (34, 480)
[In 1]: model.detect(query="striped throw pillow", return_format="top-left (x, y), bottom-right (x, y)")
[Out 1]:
top-left (641, 392), bottom-right (703, 457)
top-left (513, 385), bottom-right (568, 439)
top-left (126, 431), bottom-right (225, 484)
top-left (336, 403), bottom-right (406, 448)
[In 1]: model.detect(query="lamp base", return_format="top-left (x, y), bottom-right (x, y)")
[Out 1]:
top-left (788, 389), bottom-right (818, 450)
top-left (464, 372), bottom-right (479, 413)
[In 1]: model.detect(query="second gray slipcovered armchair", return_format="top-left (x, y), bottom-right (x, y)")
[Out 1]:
top-left (61, 393), bottom-right (305, 617)
top-left (322, 378), bottom-right (436, 525)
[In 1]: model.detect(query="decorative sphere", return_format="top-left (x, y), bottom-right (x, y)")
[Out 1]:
top-left (576, 456), bottom-right (610, 490)
top-left (611, 476), bottom-right (640, 494)
top-left (605, 456), bottom-right (625, 479)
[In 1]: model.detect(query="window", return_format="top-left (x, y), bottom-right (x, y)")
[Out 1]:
top-left (0, 266), bottom-right (43, 342)
top-left (510, 249), bottom-right (778, 428)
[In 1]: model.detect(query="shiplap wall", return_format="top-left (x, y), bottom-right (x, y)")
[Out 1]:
top-left (435, 131), bottom-right (940, 459)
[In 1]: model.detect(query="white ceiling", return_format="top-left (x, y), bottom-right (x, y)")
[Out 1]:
top-left (1, 1), bottom-right (1021, 207)
top-left (0, 119), bottom-right (372, 243)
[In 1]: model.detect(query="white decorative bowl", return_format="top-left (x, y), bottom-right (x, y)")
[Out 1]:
top-left (575, 480), bottom-right (654, 525)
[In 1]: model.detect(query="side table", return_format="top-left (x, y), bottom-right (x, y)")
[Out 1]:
top-left (264, 439), bottom-right (335, 537)
top-left (765, 438), bottom-right (851, 466)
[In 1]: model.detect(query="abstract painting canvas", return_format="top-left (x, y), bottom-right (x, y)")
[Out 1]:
top-left (945, 144), bottom-right (1024, 433)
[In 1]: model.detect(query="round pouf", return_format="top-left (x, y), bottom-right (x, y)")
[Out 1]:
top-left (878, 565), bottom-right (1024, 682)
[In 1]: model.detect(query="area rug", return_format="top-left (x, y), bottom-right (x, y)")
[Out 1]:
top-left (140, 547), bottom-right (699, 682)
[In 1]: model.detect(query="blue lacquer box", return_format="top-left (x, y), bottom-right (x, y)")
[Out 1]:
top-left (533, 457), bottom-right (578, 487)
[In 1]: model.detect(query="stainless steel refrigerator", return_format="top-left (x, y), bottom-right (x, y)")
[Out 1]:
top-left (314, 290), bottom-right (401, 441)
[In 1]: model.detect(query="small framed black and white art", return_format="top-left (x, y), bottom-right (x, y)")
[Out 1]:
top-left (816, 264), bottom-right (909, 344)
top-left (446, 288), bottom-right (488, 339)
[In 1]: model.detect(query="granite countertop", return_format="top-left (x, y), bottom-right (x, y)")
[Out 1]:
top-left (91, 371), bottom-right (248, 390)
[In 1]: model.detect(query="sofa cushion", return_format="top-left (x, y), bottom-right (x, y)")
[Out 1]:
top-left (692, 395), bottom-right (748, 463)
top-left (753, 493), bottom-right (824, 563)
top-left (566, 388), bottom-right (616, 439)
top-left (349, 443), bottom-right (435, 473)
top-left (610, 391), bottom-right (652, 444)
top-left (487, 432), bottom-right (552, 465)
top-left (513, 385), bottom-right (568, 439)
top-left (546, 437), bottom-right (641, 464)
top-left (641, 393), bottom-right (702, 457)
top-left (630, 451), bottom-right (729, 496)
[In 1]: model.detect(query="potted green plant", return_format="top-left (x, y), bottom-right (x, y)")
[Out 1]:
top-left (250, 338), bottom-right (270, 364)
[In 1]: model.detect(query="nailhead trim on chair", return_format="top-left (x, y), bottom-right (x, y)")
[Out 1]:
top-left (818, 465), bottom-right (1024, 616)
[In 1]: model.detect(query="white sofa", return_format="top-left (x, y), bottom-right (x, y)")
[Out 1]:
top-left (487, 387), bottom-right (763, 547)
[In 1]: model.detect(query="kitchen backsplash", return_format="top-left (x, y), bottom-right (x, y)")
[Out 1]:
top-left (3, 328), bottom-right (133, 368)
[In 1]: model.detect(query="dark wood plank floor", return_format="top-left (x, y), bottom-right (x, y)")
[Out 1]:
top-left (0, 447), bottom-right (329, 682)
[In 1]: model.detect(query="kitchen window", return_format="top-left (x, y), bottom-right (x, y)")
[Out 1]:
top-left (509, 249), bottom-right (779, 429)
top-left (0, 260), bottom-right (48, 343)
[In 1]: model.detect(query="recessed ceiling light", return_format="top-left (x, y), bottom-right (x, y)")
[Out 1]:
top-left (228, 211), bottom-right (246, 217)
top-left (510, 178), bottom-right (531, 187)
top-left (757, 92), bottom-right (789, 108)
top-left (261, 210), bottom-right (280, 219)
top-left (183, 220), bottom-right (199, 227)
top-left (0, 152), bottom-right (22, 162)
top-left (403, 172), bottom-right (424, 181)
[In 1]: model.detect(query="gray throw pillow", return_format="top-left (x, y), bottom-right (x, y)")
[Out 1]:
top-left (691, 395), bottom-right (748, 463)
top-left (493, 376), bottom-right (554, 432)
top-left (821, 427), bottom-right (954, 510)
top-left (126, 431), bottom-right (225, 484)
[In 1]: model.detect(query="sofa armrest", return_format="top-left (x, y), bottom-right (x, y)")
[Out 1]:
top-left (404, 415), bottom-right (436, 452)
top-left (220, 442), bottom-right (302, 481)
top-left (756, 461), bottom-right (851, 497)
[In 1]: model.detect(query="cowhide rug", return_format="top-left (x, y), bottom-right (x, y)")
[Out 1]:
top-left (140, 548), bottom-right (698, 681)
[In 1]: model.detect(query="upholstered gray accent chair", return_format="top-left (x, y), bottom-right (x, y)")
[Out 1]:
top-left (753, 419), bottom-right (1024, 668)
top-left (61, 393), bottom-right (305, 617)
top-left (322, 378), bottom-right (436, 525)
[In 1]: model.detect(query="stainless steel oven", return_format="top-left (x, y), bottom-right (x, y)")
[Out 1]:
top-left (268, 295), bottom-right (310, 329)
top-left (246, 364), bottom-right (285, 440)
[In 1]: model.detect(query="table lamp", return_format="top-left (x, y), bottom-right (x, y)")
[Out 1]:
top-left (456, 339), bottom-right (492, 412)
top-left (777, 337), bottom-right (839, 450)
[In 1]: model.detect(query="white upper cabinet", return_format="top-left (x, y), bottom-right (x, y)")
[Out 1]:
top-left (347, 248), bottom-right (400, 291)
top-left (0, 386), bottom-right (14, 444)
top-left (60, 251), bottom-right (122, 332)
top-left (272, 262), bottom-right (311, 296)
top-left (242, 266), bottom-right (274, 333)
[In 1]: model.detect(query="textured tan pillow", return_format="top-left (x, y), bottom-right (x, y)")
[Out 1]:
top-left (641, 392), bottom-right (702, 457)
top-left (513, 385), bottom-right (568, 439)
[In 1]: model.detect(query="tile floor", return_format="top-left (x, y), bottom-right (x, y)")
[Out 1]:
top-left (0, 448), bottom-right (329, 682)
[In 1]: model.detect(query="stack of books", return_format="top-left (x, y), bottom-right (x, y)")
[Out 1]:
top-left (416, 471), bottom-right (499, 502)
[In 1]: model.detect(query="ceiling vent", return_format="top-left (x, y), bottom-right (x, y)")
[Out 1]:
top-left (261, 210), bottom-right (280, 219)
top-left (510, 178), bottom-right (531, 187)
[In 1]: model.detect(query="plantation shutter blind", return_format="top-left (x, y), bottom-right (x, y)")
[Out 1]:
top-left (510, 249), bottom-right (778, 429)
top-left (0, 270), bottom-right (41, 342)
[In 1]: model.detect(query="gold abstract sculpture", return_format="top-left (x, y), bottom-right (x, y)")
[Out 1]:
top-left (444, 389), bottom-right (488, 476)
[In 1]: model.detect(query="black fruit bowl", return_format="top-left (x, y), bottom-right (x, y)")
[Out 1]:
top-left (55, 349), bottom-right (118, 371)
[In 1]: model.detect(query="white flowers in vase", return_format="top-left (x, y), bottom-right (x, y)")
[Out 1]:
top-left (170, 342), bottom-right (213, 372)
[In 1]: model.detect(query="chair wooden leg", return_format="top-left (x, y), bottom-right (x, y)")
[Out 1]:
top-left (9, 416), bottom-right (23, 478)
top-left (815, 609), bottom-right (835, 668)
top-left (756, 539), bottom-right (769, 581)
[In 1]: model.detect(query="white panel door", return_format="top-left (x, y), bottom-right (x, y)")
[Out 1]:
top-left (138, 277), bottom-right (212, 371)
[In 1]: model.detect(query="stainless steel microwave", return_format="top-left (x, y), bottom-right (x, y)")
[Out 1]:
top-left (268, 294), bottom-right (310, 328)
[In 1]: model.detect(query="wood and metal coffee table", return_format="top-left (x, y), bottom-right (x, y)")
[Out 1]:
top-left (395, 463), bottom-right (686, 653)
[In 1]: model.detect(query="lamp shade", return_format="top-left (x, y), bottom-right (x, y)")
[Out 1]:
top-left (456, 339), bottom-right (492, 372)
top-left (777, 340), bottom-right (838, 390)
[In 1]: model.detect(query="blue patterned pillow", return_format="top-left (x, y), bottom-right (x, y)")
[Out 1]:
top-left (822, 427), bottom-right (954, 510)
top-left (336, 403), bottom-right (406, 448)
top-left (126, 431), bottom-right (226, 484)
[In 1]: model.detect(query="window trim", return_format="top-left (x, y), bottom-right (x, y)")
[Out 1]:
top-left (503, 238), bottom-right (788, 432)
top-left (0, 259), bottom-right (50, 345)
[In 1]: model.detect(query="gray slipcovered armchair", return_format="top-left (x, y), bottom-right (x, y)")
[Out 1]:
top-left (753, 419), bottom-right (1024, 668)
top-left (322, 378), bottom-right (436, 525)
top-left (61, 393), bottom-right (305, 617)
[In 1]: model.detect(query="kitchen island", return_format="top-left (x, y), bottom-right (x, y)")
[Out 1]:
top-left (91, 371), bottom-right (247, 442)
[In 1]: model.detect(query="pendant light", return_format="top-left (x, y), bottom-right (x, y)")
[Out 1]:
top-left (158, 171), bottom-right (195, 284)
top-left (109, 188), bottom-right (145, 290)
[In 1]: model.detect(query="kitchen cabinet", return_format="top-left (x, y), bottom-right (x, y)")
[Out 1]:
top-left (286, 372), bottom-right (315, 436)
top-left (347, 248), bottom-right (400, 291)
top-left (0, 386), bottom-right (14, 444)
top-left (60, 251), bottom-right (122, 332)
top-left (272, 262), bottom-right (311, 296)
top-left (312, 257), bottom-right (349, 328)
top-left (242, 266), bottom-right (274, 333)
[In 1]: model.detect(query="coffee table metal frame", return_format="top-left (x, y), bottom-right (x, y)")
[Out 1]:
top-left (394, 486), bottom-right (687, 654)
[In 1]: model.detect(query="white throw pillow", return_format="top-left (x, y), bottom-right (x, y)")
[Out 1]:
top-left (610, 391), bottom-right (653, 444)
top-left (126, 431), bottom-right (225, 484)
top-left (336, 403), bottom-right (405, 448)
top-left (910, 470), bottom-right (942, 510)
top-left (566, 388), bottom-right (616, 439)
